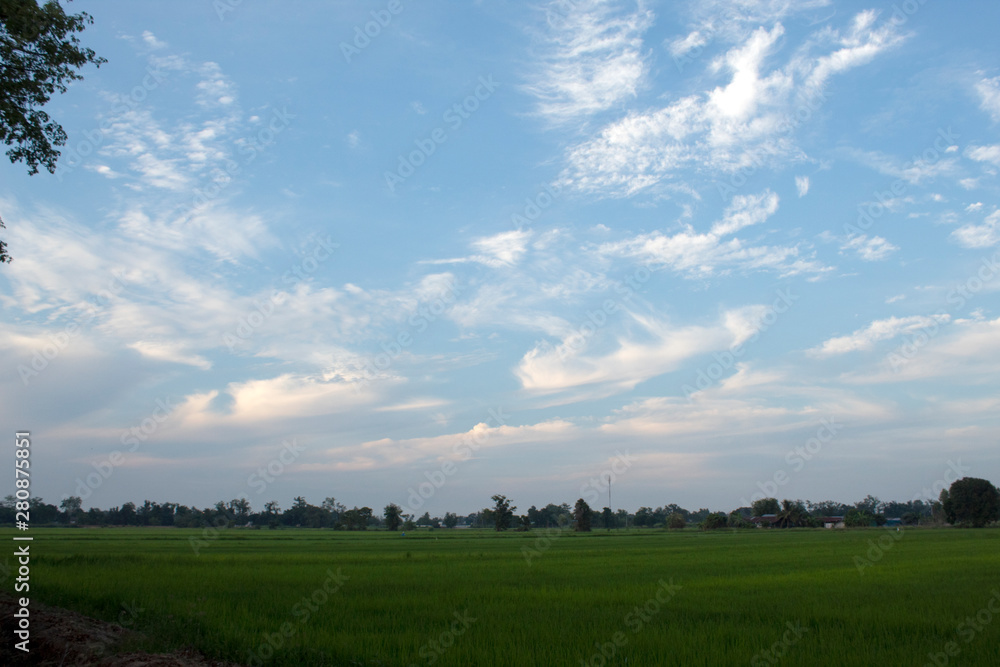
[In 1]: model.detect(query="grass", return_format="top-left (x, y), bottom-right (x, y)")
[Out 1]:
top-left (3, 526), bottom-right (999, 665)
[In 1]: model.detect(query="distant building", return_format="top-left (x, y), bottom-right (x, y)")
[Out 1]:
top-left (750, 514), bottom-right (779, 527)
top-left (817, 516), bottom-right (845, 529)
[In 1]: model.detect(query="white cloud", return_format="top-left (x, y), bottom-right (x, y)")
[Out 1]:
top-left (196, 62), bottom-right (238, 107)
top-left (515, 309), bottom-right (740, 395)
top-left (847, 317), bottom-right (1000, 384)
top-left (427, 230), bottom-right (532, 269)
top-left (975, 75), bottom-right (1000, 122)
top-left (557, 10), bottom-right (903, 198)
top-left (846, 148), bottom-right (958, 185)
top-left (707, 24), bottom-right (787, 122)
top-left (841, 234), bottom-right (898, 261)
top-left (222, 373), bottom-right (372, 421)
top-left (142, 31), bottom-right (166, 50)
top-left (116, 203), bottom-right (274, 262)
top-left (128, 340), bottom-right (212, 369)
top-left (525, 0), bottom-right (653, 124)
top-left (316, 419), bottom-right (577, 471)
top-left (810, 314), bottom-right (950, 357)
top-left (951, 210), bottom-right (1000, 248)
top-left (600, 190), bottom-right (828, 278)
top-left (795, 175), bottom-right (810, 197)
top-left (470, 230), bottom-right (532, 267)
top-left (668, 29), bottom-right (708, 58)
top-left (966, 144), bottom-right (1000, 166)
top-left (710, 190), bottom-right (780, 236)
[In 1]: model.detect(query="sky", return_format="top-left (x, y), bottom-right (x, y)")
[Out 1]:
top-left (2, 0), bottom-right (999, 518)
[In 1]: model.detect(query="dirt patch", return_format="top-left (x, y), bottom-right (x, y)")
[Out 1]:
top-left (0, 594), bottom-right (243, 666)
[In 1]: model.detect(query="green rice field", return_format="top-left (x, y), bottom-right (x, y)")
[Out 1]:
top-left (3, 526), bottom-right (999, 666)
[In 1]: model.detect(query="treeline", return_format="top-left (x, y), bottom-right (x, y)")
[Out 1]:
top-left (475, 494), bottom-right (944, 532)
top-left (0, 496), bottom-right (381, 530)
top-left (4, 479), bottom-right (997, 530)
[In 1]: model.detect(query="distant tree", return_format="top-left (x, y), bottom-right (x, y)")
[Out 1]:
top-left (688, 507), bottom-right (711, 523)
top-left (59, 495), bottom-right (82, 523)
top-left (528, 503), bottom-right (569, 528)
top-left (775, 499), bottom-right (808, 528)
top-left (264, 501), bottom-right (281, 528)
top-left (883, 500), bottom-right (914, 519)
top-left (211, 501), bottom-right (234, 528)
top-left (752, 497), bottom-right (780, 516)
top-left (910, 499), bottom-right (933, 518)
top-left (931, 490), bottom-right (949, 525)
top-left (844, 508), bottom-right (873, 528)
top-left (443, 512), bottom-right (458, 528)
top-left (416, 511), bottom-right (433, 527)
top-left (228, 498), bottom-right (251, 524)
top-left (518, 515), bottom-right (531, 531)
top-left (574, 498), bottom-right (592, 532)
top-left (282, 496), bottom-right (310, 526)
top-left (701, 513), bottom-right (727, 530)
top-left (490, 494), bottom-right (515, 532)
top-left (663, 504), bottom-right (690, 521)
top-left (119, 501), bottom-right (137, 525)
top-left (601, 506), bottom-right (614, 530)
top-left (556, 503), bottom-right (572, 526)
top-left (854, 495), bottom-right (884, 516)
top-left (666, 513), bottom-right (686, 530)
top-left (900, 512), bottom-right (920, 526)
top-left (84, 506), bottom-right (105, 526)
top-left (384, 503), bottom-right (402, 531)
top-left (634, 506), bottom-right (654, 527)
top-left (727, 510), bottom-right (753, 529)
top-left (340, 506), bottom-right (373, 530)
top-left (943, 477), bottom-right (1000, 527)
top-left (526, 505), bottom-right (541, 527)
top-left (808, 500), bottom-right (850, 516)
top-left (322, 497), bottom-right (345, 523)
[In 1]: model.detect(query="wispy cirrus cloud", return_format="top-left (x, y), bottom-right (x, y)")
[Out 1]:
top-left (845, 147), bottom-right (959, 185)
top-left (516, 312), bottom-right (727, 397)
top-left (557, 9), bottom-right (904, 197)
top-left (598, 190), bottom-right (828, 278)
top-left (525, 0), bottom-right (653, 125)
top-left (810, 314), bottom-right (950, 357)
top-left (424, 230), bottom-right (532, 269)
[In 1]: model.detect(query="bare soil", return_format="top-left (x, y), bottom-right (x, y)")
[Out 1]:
top-left (0, 594), bottom-right (243, 667)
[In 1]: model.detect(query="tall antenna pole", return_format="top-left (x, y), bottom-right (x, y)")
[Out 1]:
top-left (608, 474), bottom-right (612, 530)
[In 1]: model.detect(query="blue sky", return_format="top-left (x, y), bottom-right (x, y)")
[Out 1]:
top-left (2, 0), bottom-right (999, 517)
